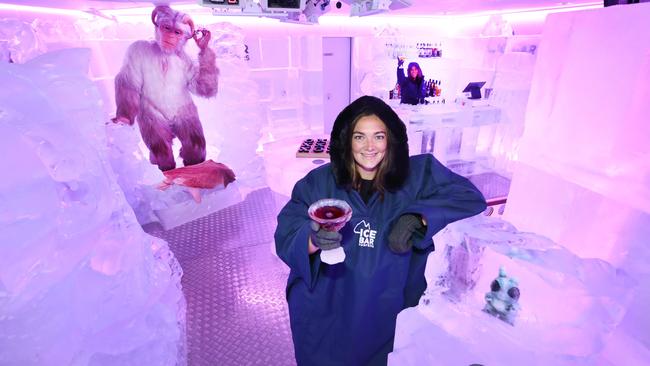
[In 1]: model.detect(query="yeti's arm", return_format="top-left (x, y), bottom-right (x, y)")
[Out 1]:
top-left (188, 46), bottom-right (219, 98)
top-left (114, 41), bottom-right (148, 125)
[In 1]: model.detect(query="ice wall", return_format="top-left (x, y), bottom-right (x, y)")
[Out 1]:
top-left (503, 2), bottom-right (650, 355)
top-left (246, 32), bottom-right (325, 138)
top-left (0, 48), bottom-right (186, 365)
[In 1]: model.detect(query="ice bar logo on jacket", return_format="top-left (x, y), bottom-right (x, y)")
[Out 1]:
top-left (353, 220), bottom-right (377, 248)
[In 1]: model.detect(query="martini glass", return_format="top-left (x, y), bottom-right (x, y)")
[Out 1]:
top-left (308, 198), bottom-right (353, 264)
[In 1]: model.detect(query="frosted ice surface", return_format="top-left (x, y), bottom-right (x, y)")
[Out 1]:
top-left (0, 48), bottom-right (186, 365)
top-left (105, 122), bottom-right (163, 226)
top-left (153, 182), bottom-right (243, 230)
top-left (106, 121), bottom-right (242, 230)
top-left (0, 18), bottom-right (43, 63)
top-left (502, 5), bottom-right (650, 354)
top-left (194, 22), bottom-right (267, 189)
top-left (515, 6), bottom-right (650, 214)
top-left (390, 215), bottom-right (634, 366)
top-left (0, 41), bottom-right (11, 63)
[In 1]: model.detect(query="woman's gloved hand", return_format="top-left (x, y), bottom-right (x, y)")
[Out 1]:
top-left (388, 214), bottom-right (424, 254)
top-left (310, 221), bottom-right (343, 251)
top-left (397, 57), bottom-right (404, 67)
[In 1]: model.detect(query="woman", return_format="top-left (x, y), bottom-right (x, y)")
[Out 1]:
top-left (397, 60), bottom-right (426, 105)
top-left (274, 96), bottom-right (486, 365)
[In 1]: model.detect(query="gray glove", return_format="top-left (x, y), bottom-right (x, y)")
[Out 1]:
top-left (310, 221), bottom-right (342, 251)
top-left (398, 58), bottom-right (404, 67)
top-left (388, 214), bottom-right (424, 254)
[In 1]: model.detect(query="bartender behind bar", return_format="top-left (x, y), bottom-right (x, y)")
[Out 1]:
top-left (396, 57), bottom-right (427, 105)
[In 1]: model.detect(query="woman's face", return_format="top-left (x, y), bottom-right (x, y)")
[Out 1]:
top-left (409, 66), bottom-right (418, 79)
top-left (351, 115), bottom-right (388, 180)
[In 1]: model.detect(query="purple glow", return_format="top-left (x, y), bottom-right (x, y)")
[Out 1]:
top-left (0, 2), bottom-right (601, 27)
top-left (0, 3), bottom-right (92, 17)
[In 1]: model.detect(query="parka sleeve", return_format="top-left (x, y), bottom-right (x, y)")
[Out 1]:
top-left (274, 176), bottom-right (322, 290)
top-left (405, 155), bottom-right (487, 250)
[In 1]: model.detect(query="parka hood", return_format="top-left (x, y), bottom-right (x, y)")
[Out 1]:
top-left (329, 95), bottom-right (410, 191)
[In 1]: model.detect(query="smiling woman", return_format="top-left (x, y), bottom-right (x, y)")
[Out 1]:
top-left (274, 95), bottom-right (487, 365)
top-left (351, 115), bottom-right (388, 180)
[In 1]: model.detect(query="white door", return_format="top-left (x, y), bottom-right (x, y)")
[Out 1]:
top-left (322, 37), bottom-right (351, 136)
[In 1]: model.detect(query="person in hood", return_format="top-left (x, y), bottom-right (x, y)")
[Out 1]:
top-left (274, 95), bottom-right (486, 366)
top-left (397, 59), bottom-right (426, 105)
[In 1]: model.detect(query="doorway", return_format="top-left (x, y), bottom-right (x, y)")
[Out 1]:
top-left (322, 37), bottom-right (351, 135)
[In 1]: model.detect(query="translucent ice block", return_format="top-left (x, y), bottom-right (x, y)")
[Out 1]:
top-left (391, 215), bottom-right (634, 365)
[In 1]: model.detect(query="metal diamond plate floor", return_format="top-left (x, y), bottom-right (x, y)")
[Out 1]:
top-left (145, 187), bottom-right (296, 366)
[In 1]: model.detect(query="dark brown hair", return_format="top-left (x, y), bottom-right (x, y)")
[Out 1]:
top-left (346, 114), bottom-right (394, 196)
top-left (329, 96), bottom-right (409, 193)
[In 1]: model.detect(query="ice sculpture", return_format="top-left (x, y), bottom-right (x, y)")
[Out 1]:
top-left (0, 18), bottom-right (44, 63)
top-left (106, 113), bottom-right (243, 230)
top-left (390, 215), bottom-right (634, 366)
top-left (105, 21), bottom-right (249, 229)
top-left (483, 266), bottom-right (520, 325)
top-left (0, 48), bottom-right (186, 365)
top-left (354, 25), bottom-right (403, 99)
top-left (480, 15), bottom-right (514, 37)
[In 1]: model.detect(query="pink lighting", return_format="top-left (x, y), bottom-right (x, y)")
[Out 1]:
top-left (98, 4), bottom-right (282, 25)
top-left (318, 2), bottom-right (602, 31)
top-left (0, 2), bottom-right (602, 25)
top-left (2, 1), bottom-right (649, 365)
top-left (0, 4), bottom-right (93, 18)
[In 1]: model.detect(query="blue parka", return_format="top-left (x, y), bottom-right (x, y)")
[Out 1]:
top-left (275, 154), bottom-right (487, 366)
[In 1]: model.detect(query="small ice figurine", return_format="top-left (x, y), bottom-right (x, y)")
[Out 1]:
top-left (483, 266), bottom-right (520, 325)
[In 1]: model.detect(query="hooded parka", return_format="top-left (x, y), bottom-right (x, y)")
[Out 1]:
top-left (275, 96), bottom-right (486, 366)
